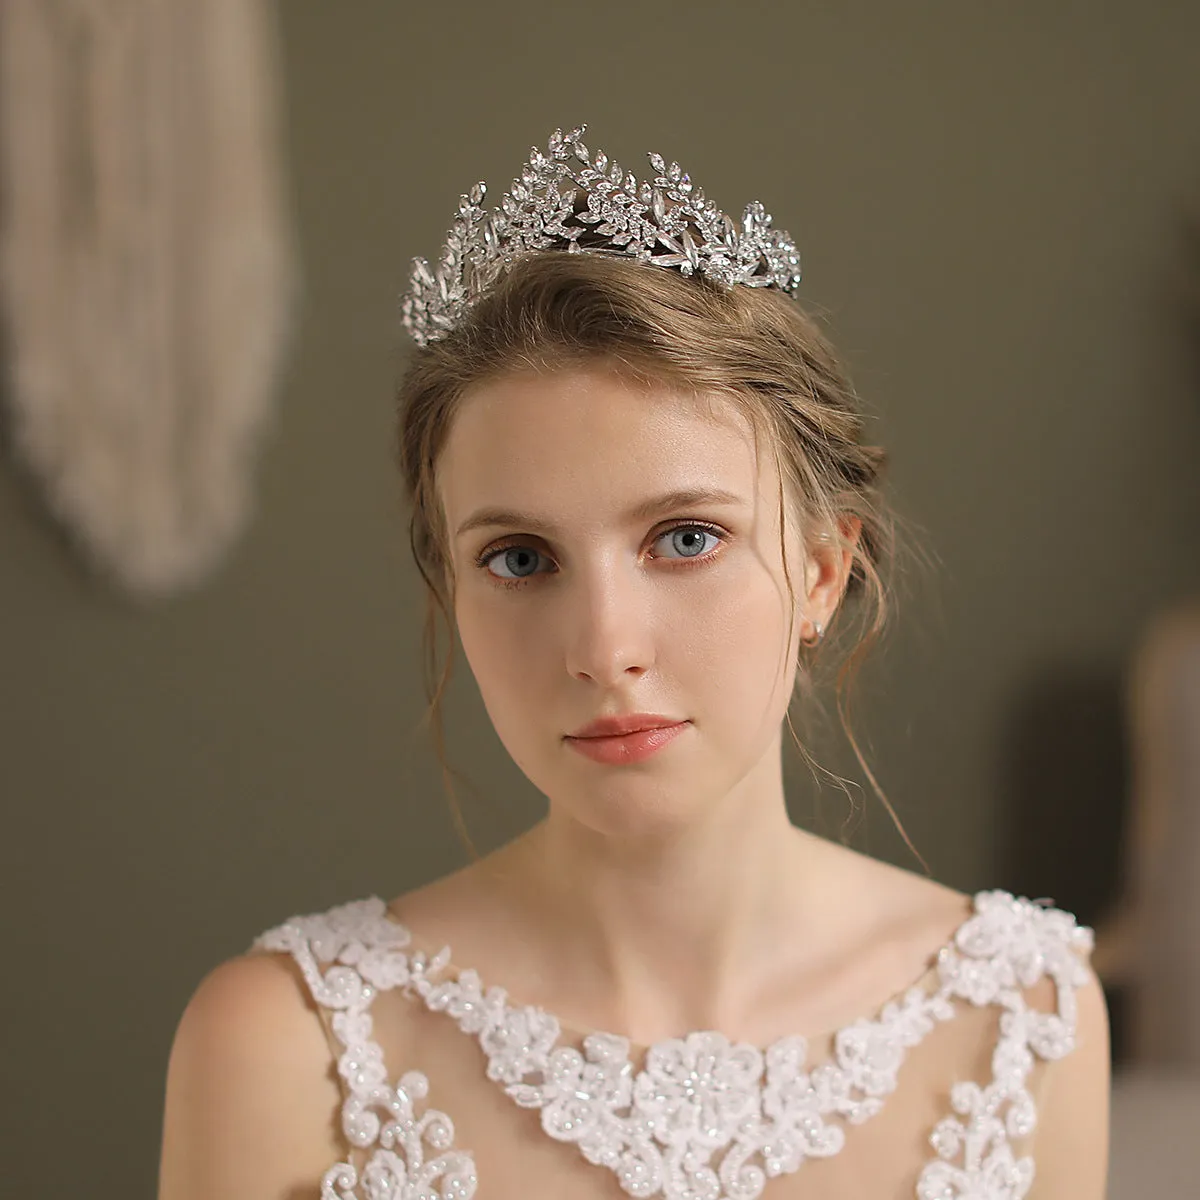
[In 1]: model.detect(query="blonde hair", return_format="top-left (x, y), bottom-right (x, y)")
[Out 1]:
top-left (395, 251), bottom-right (929, 873)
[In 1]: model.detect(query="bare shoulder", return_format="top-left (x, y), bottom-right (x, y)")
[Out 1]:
top-left (808, 834), bottom-right (974, 947)
top-left (1026, 953), bottom-right (1111, 1199)
top-left (384, 853), bottom-right (518, 953)
top-left (845, 848), bottom-right (1110, 1196)
top-left (157, 951), bottom-right (346, 1200)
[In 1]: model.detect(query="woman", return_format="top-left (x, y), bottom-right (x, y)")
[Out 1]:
top-left (158, 126), bottom-right (1110, 1199)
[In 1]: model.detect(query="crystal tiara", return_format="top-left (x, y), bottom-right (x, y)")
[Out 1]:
top-left (400, 125), bottom-right (803, 347)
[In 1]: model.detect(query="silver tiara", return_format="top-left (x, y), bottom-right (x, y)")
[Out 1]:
top-left (400, 125), bottom-right (802, 347)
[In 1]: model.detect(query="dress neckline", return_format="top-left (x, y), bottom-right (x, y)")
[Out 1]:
top-left (253, 888), bottom-right (1081, 1200)
top-left (370, 888), bottom-right (976, 1056)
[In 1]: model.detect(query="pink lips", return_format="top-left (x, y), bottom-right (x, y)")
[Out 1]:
top-left (564, 715), bottom-right (691, 765)
top-left (567, 713), bottom-right (684, 739)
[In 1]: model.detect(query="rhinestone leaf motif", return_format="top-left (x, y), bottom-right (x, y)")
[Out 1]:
top-left (249, 890), bottom-right (1094, 1200)
top-left (400, 125), bottom-right (803, 348)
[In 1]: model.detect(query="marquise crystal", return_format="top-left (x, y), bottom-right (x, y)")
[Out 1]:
top-left (401, 125), bottom-right (803, 347)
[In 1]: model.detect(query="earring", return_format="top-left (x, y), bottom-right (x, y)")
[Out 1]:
top-left (801, 619), bottom-right (825, 647)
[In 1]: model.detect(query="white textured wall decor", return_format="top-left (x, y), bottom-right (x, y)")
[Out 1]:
top-left (0, 0), bottom-right (296, 598)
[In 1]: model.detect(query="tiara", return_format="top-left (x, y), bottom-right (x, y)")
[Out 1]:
top-left (400, 125), bottom-right (802, 347)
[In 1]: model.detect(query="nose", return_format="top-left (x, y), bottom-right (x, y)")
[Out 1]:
top-left (562, 559), bottom-right (655, 685)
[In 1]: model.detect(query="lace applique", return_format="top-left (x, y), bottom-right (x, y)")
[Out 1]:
top-left (251, 904), bottom-right (478, 1199)
top-left (249, 888), bottom-right (1094, 1200)
top-left (917, 891), bottom-right (1093, 1200)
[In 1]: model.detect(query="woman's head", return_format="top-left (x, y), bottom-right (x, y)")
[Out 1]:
top-left (397, 252), bottom-right (919, 862)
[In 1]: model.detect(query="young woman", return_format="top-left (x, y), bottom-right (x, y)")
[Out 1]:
top-left (158, 126), bottom-right (1110, 1199)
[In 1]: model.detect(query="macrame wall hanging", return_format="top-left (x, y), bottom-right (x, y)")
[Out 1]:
top-left (0, 0), bottom-right (295, 600)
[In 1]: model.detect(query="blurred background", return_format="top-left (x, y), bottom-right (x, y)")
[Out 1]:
top-left (1, 2), bottom-right (1198, 1195)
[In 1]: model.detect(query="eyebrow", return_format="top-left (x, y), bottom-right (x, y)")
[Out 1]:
top-left (454, 487), bottom-right (749, 539)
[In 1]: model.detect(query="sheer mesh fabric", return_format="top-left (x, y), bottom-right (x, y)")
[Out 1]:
top-left (247, 892), bottom-right (1088, 1200)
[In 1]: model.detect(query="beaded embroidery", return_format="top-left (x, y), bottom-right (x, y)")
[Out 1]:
top-left (248, 889), bottom-right (1094, 1200)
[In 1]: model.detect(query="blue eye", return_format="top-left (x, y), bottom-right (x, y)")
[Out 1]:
top-left (477, 522), bottom-right (728, 589)
top-left (655, 525), bottom-right (721, 560)
top-left (486, 545), bottom-right (543, 583)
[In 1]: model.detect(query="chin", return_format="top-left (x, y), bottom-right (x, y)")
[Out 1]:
top-left (538, 770), bottom-right (721, 838)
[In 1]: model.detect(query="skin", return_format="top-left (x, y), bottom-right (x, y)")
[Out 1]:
top-left (413, 362), bottom-right (971, 1046)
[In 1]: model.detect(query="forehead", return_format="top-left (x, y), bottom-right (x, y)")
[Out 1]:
top-left (438, 367), bottom-right (776, 531)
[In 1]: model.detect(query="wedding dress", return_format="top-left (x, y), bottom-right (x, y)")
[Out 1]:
top-left (247, 888), bottom-right (1094, 1199)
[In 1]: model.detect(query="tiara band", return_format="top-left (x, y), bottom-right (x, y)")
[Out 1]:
top-left (400, 125), bottom-right (802, 348)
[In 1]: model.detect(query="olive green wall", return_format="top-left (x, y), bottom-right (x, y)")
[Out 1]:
top-left (2, 3), bottom-right (1198, 1192)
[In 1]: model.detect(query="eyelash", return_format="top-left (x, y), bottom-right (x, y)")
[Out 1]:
top-left (474, 520), bottom-right (730, 591)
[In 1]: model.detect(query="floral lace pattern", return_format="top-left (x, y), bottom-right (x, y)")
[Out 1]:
top-left (248, 889), bottom-right (1094, 1200)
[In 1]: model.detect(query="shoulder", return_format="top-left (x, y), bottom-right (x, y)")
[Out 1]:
top-left (897, 880), bottom-right (1108, 1198)
top-left (172, 948), bottom-right (332, 1052)
top-left (166, 953), bottom-right (334, 1088)
top-left (815, 838), bottom-right (974, 956)
top-left (844, 851), bottom-right (1100, 1020)
top-left (1024, 945), bottom-right (1111, 1199)
top-left (157, 947), bottom-right (349, 1198)
top-left (934, 888), bottom-right (1109, 1199)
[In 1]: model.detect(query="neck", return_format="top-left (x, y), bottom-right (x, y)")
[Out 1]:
top-left (475, 746), bottom-right (837, 1047)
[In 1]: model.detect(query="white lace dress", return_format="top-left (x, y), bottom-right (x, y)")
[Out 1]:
top-left (247, 889), bottom-right (1094, 1199)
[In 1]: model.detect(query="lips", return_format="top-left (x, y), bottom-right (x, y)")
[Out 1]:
top-left (567, 713), bottom-right (686, 739)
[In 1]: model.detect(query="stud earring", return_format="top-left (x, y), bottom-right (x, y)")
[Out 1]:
top-left (801, 619), bottom-right (825, 647)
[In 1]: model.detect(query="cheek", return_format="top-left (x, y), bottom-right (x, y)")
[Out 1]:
top-left (455, 603), bottom-right (546, 724)
top-left (704, 597), bottom-right (794, 699)
top-left (701, 570), bottom-right (794, 655)
top-left (456, 607), bottom-right (558, 783)
top-left (691, 576), bottom-right (800, 719)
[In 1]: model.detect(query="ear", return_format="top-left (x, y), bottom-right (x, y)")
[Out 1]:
top-left (802, 516), bottom-right (863, 631)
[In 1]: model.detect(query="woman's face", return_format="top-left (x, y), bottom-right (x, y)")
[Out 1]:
top-left (437, 364), bottom-right (828, 836)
